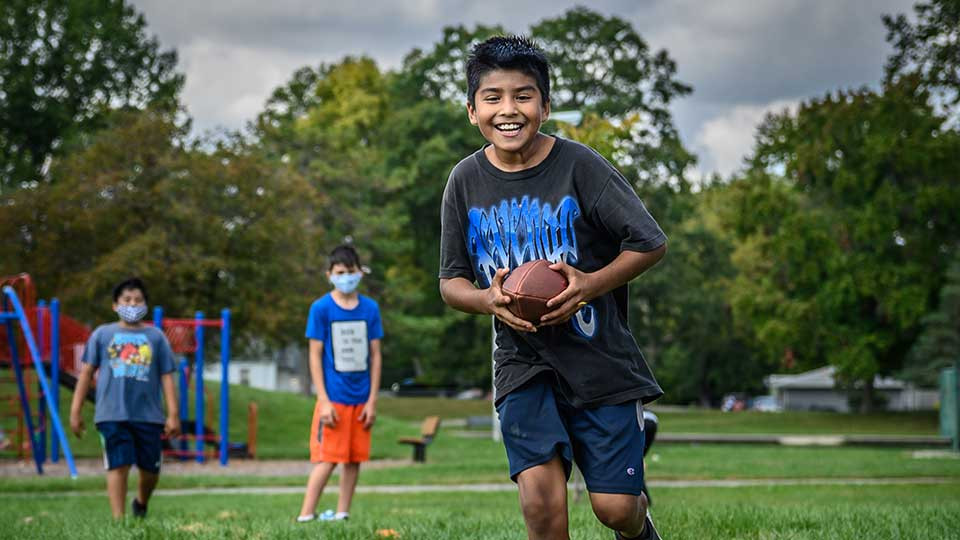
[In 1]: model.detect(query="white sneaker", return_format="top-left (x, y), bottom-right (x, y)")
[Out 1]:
top-left (296, 514), bottom-right (316, 523)
top-left (318, 510), bottom-right (349, 521)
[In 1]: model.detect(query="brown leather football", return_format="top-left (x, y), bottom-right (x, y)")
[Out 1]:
top-left (501, 259), bottom-right (569, 323)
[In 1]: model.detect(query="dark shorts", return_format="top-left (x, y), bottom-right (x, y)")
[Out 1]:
top-left (96, 421), bottom-right (164, 473)
top-left (496, 377), bottom-right (647, 495)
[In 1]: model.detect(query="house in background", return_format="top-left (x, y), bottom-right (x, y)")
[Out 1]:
top-left (765, 365), bottom-right (938, 412)
top-left (203, 342), bottom-right (308, 393)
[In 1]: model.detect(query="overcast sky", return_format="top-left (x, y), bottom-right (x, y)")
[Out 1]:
top-left (129, 0), bottom-right (915, 178)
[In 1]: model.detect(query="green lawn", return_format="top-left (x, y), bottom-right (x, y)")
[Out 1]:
top-left (3, 382), bottom-right (942, 462)
top-left (3, 443), bottom-right (958, 494)
top-left (3, 384), bottom-right (958, 539)
top-left (1, 483), bottom-right (958, 539)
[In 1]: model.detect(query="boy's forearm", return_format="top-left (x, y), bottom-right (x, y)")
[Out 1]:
top-left (439, 277), bottom-right (490, 314)
top-left (587, 245), bottom-right (667, 299)
top-left (161, 373), bottom-right (178, 418)
top-left (309, 341), bottom-right (330, 402)
top-left (367, 341), bottom-right (382, 404)
top-left (70, 364), bottom-right (94, 414)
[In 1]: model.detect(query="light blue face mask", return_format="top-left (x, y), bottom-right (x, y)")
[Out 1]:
top-left (116, 304), bottom-right (148, 323)
top-left (329, 272), bottom-right (362, 294)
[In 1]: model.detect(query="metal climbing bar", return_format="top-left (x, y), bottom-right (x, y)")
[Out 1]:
top-left (2, 286), bottom-right (78, 478)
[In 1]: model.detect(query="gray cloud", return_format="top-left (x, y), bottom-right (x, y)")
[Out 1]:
top-left (129, 0), bottom-right (915, 176)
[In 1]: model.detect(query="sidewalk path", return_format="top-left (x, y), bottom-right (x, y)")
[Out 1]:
top-left (6, 476), bottom-right (957, 498)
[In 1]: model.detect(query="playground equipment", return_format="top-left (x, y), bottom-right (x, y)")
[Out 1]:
top-left (0, 282), bottom-right (78, 477)
top-left (1, 272), bottom-right (256, 476)
top-left (152, 306), bottom-right (256, 465)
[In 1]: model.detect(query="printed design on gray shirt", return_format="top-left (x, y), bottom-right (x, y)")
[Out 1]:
top-left (106, 333), bottom-right (153, 381)
top-left (467, 194), bottom-right (595, 339)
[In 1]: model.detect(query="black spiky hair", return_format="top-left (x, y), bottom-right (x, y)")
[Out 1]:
top-left (466, 35), bottom-right (550, 107)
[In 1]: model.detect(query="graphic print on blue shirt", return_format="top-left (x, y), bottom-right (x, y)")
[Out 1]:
top-left (106, 332), bottom-right (153, 381)
top-left (466, 194), bottom-right (595, 338)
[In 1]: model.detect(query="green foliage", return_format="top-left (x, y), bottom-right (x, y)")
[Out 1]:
top-left (904, 252), bottom-right (960, 385)
top-left (731, 80), bottom-right (960, 409)
top-left (0, 0), bottom-right (182, 192)
top-left (531, 7), bottom-right (691, 118)
top-left (884, 0), bottom-right (960, 115)
top-left (395, 24), bottom-right (505, 104)
top-left (10, 2), bottom-right (958, 411)
top-left (0, 108), bottom-right (324, 345)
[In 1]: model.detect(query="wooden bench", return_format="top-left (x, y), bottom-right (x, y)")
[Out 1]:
top-left (398, 416), bottom-right (441, 463)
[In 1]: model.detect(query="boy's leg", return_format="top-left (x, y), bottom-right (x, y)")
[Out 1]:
top-left (516, 455), bottom-right (570, 540)
top-left (589, 492), bottom-right (648, 538)
top-left (97, 422), bottom-right (137, 519)
top-left (337, 462), bottom-right (360, 514)
top-left (568, 400), bottom-right (658, 539)
top-left (137, 470), bottom-right (159, 506)
top-left (336, 403), bottom-right (371, 515)
top-left (106, 465), bottom-right (131, 519)
top-left (497, 377), bottom-right (575, 540)
top-left (300, 399), bottom-right (347, 519)
top-left (130, 422), bottom-right (164, 511)
top-left (300, 461), bottom-right (338, 517)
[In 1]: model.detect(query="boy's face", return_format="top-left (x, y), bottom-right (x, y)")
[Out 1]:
top-left (327, 263), bottom-right (359, 278)
top-left (112, 287), bottom-right (145, 311)
top-left (467, 69), bottom-right (550, 155)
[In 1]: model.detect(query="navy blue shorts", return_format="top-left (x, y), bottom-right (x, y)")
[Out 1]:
top-left (96, 421), bottom-right (164, 473)
top-left (496, 377), bottom-right (647, 495)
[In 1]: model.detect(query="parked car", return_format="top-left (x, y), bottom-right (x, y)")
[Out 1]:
top-left (751, 395), bottom-right (783, 412)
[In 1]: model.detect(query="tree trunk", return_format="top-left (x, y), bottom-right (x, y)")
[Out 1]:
top-left (698, 356), bottom-right (712, 408)
top-left (859, 377), bottom-right (875, 414)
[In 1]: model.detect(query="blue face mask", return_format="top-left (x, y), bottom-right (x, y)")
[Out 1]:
top-left (329, 272), bottom-right (362, 294)
top-left (116, 304), bottom-right (148, 323)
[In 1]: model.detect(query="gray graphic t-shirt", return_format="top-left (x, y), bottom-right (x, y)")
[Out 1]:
top-left (82, 322), bottom-right (176, 424)
top-left (439, 137), bottom-right (666, 408)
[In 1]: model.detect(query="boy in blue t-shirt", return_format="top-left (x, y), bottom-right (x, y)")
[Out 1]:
top-left (70, 277), bottom-right (180, 520)
top-left (297, 244), bottom-right (384, 523)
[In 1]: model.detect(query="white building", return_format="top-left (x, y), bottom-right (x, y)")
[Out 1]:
top-left (766, 366), bottom-right (939, 412)
top-left (203, 361), bottom-right (302, 393)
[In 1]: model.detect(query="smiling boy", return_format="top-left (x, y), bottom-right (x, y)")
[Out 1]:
top-left (439, 36), bottom-right (668, 540)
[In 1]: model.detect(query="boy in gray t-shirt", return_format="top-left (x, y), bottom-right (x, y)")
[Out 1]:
top-left (70, 278), bottom-right (180, 520)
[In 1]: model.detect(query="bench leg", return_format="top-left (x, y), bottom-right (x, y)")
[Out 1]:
top-left (413, 444), bottom-right (426, 463)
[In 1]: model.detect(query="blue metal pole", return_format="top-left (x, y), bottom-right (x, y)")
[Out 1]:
top-left (178, 358), bottom-right (189, 460)
top-left (50, 299), bottom-right (60, 463)
top-left (153, 306), bottom-right (163, 329)
top-left (2, 287), bottom-right (78, 477)
top-left (4, 297), bottom-right (42, 474)
top-left (36, 300), bottom-right (46, 464)
top-left (194, 311), bottom-right (205, 463)
top-left (220, 308), bottom-right (230, 466)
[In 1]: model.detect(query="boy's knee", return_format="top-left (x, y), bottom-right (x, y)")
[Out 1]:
top-left (519, 486), bottom-right (565, 526)
top-left (591, 494), bottom-right (646, 531)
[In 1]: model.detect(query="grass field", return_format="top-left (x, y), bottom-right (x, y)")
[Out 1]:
top-left (2, 384), bottom-right (958, 538)
top-left (0, 382), bottom-right (945, 460)
top-left (2, 482), bottom-right (958, 539)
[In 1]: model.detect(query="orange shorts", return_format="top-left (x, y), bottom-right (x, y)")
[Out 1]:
top-left (309, 401), bottom-right (371, 463)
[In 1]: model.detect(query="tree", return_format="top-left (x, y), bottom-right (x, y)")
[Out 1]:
top-left (634, 191), bottom-right (762, 406)
top-left (251, 8), bottom-right (699, 389)
top-left (0, 0), bottom-right (182, 192)
top-left (903, 252), bottom-right (960, 386)
top-left (737, 80), bottom-right (960, 411)
top-left (0, 108), bottom-right (323, 347)
top-left (394, 24), bottom-right (505, 105)
top-left (884, 0), bottom-right (960, 119)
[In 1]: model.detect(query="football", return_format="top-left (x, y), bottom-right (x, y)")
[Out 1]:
top-left (501, 259), bottom-right (568, 323)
